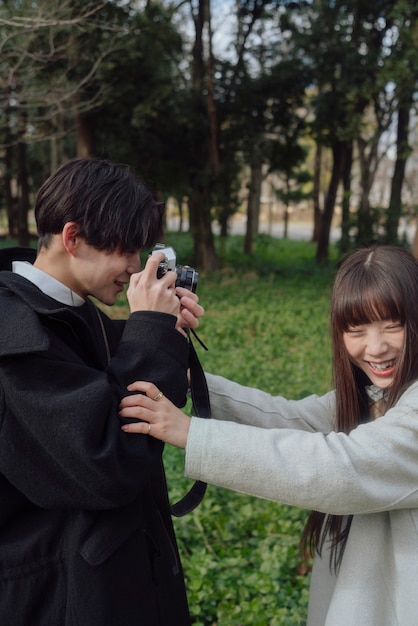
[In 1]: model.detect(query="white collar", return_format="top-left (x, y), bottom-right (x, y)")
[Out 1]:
top-left (12, 261), bottom-right (85, 307)
top-left (365, 384), bottom-right (386, 403)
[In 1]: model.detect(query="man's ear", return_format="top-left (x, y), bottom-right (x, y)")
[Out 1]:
top-left (62, 222), bottom-right (80, 256)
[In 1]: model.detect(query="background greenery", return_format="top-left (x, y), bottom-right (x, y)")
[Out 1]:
top-left (2, 0), bottom-right (417, 264)
top-left (150, 234), bottom-right (337, 625)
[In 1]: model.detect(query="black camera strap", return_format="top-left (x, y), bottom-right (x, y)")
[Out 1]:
top-left (170, 332), bottom-right (210, 517)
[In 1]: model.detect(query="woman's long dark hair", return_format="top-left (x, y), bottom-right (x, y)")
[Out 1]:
top-left (301, 245), bottom-right (418, 572)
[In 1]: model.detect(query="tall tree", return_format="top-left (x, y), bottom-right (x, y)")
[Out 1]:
top-left (285, 0), bottom-right (410, 260)
top-left (384, 2), bottom-right (418, 243)
top-left (0, 0), bottom-right (122, 240)
top-left (186, 0), bottom-right (218, 270)
top-left (224, 1), bottom-right (310, 254)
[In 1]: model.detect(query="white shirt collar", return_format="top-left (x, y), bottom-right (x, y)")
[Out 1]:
top-left (365, 384), bottom-right (386, 402)
top-left (12, 261), bottom-right (85, 307)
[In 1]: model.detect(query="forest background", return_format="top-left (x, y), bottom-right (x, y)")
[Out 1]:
top-left (1, 0), bottom-right (418, 624)
top-left (1, 0), bottom-right (418, 267)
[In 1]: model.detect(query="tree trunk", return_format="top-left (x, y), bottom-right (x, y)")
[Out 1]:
top-left (219, 213), bottom-right (228, 238)
top-left (75, 112), bottom-right (96, 158)
top-left (356, 133), bottom-right (380, 246)
top-left (4, 145), bottom-right (17, 238)
top-left (283, 204), bottom-right (290, 239)
top-left (177, 197), bottom-right (184, 233)
top-left (339, 141), bottom-right (353, 255)
top-left (412, 221), bottom-right (418, 259)
top-left (189, 189), bottom-right (217, 270)
top-left (16, 111), bottom-right (30, 247)
top-left (203, 0), bottom-right (220, 177)
top-left (283, 176), bottom-right (291, 239)
top-left (187, 0), bottom-right (217, 271)
top-left (3, 93), bottom-right (17, 237)
top-left (312, 141), bottom-right (322, 242)
top-left (244, 140), bottom-right (262, 254)
top-left (315, 141), bottom-right (346, 263)
top-left (385, 103), bottom-right (411, 243)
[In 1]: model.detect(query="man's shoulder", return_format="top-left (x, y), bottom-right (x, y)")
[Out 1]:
top-left (0, 286), bottom-right (48, 357)
top-left (0, 246), bottom-right (36, 271)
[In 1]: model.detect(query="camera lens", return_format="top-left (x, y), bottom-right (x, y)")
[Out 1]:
top-left (175, 265), bottom-right (199, 293)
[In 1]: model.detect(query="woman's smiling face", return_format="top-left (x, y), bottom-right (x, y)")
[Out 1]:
top-left (343, 319), bottom-right (405, 388)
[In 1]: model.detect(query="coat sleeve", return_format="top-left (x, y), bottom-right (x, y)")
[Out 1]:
top-left (206, 372), bottom-right (336, 432)
top-left (0, 305), bottom-right (189, 511)
top-left (108, 310), bottom-right (189, 407)
top-left (185, 382), bottom-right (418, 515)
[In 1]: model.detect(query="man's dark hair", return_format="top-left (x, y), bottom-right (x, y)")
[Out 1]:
top-left (35, 158), bottom-right (163, 253)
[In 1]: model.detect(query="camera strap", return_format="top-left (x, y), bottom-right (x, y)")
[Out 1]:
top-left (170, 332), bottom-right (210, 517)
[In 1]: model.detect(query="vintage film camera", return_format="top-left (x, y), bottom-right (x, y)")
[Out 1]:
top-left (151, 243), bottom-right (199, 293)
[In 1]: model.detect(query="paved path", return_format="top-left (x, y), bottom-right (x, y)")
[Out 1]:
top-left (167, 215), bottom-right (338, 241)
top-left (167, 215), bottom-right (416, 246)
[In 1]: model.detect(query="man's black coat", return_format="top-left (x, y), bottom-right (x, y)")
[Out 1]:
top-left (0, 248), bottom-right (191, 625)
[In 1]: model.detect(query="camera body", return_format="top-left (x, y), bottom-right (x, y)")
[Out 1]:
top-left (151, 243), bottom-right (199, 293)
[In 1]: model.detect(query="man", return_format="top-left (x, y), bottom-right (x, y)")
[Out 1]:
top-left (0, 158), bottom-right (203, 625)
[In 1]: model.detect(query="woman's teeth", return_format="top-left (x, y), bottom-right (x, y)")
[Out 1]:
top-left (369, 360), bottom-right (395, 372)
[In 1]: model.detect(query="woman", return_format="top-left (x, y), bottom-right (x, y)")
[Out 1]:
top-left (120, 245), bottom-right (418, 626)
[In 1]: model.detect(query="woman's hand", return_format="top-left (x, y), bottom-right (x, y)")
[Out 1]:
top-left (119, 381), bottom-right (190, 449)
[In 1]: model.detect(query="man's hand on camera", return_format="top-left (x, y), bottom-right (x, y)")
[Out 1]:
top-left (127, 253), bottom-right (180, 316)
top-left (175, 287), bottom-right (205, 335)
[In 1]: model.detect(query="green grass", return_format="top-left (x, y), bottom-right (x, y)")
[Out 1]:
top-left (161, 234), bottom-right (338, 625)
top-left (2, 233), bottom-right (339, 625)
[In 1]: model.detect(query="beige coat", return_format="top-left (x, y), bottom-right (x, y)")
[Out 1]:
top-left (185, 373), bottom-right (418, 626)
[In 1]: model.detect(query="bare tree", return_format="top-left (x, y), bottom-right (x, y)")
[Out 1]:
top-left (0, 0), bottom-right (123, 241)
